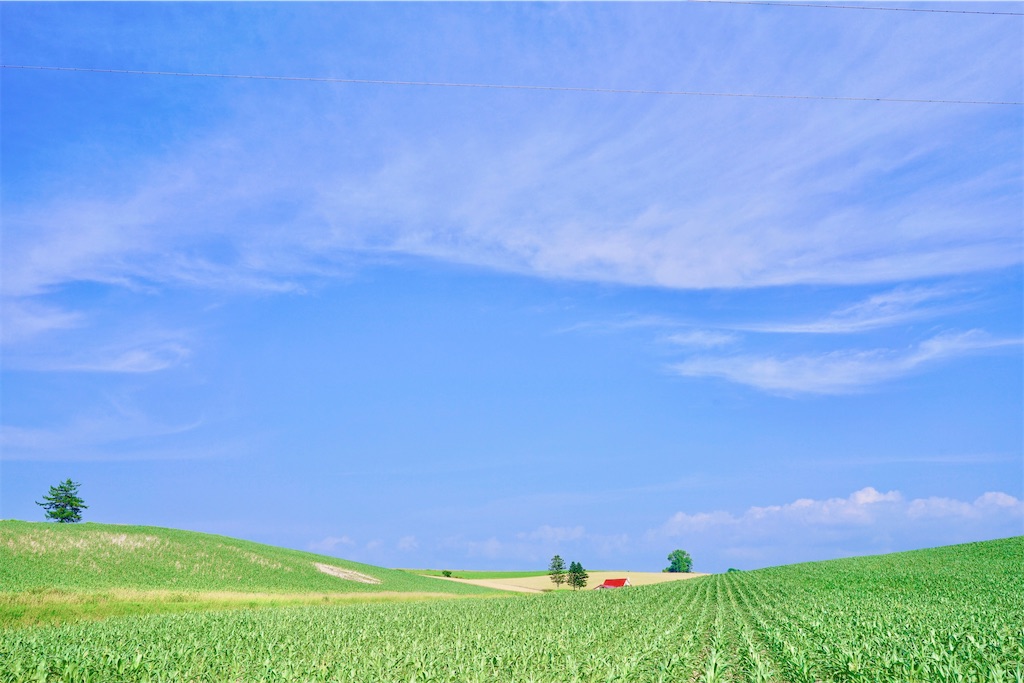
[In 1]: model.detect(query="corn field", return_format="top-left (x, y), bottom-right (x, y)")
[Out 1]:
top-left (2, 537), bottom-right (1022, 682)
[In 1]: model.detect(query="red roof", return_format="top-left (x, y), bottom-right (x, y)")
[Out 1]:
top-left (601, 578), bottom-right (629, 588)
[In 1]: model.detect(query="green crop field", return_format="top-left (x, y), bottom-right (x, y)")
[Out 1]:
top-left (0, 521), bottom-right (494, 626)
top-left (2, 533), bottom-right (1021, 682)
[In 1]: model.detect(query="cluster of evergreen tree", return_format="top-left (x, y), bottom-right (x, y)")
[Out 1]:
top-left (547, 555), bottom-right (589, 590)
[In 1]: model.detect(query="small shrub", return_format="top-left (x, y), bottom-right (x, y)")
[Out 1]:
top-left (441, 570), bottom-right (452, 578)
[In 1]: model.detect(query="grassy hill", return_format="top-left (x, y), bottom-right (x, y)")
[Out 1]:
top-left (0, 520), bottom-right (494, 625)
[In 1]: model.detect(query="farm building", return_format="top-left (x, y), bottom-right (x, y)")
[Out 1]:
top-left (594, 578), bottom-right (630, 589)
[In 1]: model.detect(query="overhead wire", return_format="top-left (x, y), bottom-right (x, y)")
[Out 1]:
top-left (689, 0), bottom-right (1024, 16)
top-left (1, 65), bottom-right (1020, 106)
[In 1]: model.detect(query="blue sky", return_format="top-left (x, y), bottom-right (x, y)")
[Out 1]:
top-left (1, 2), bottom-right (1021, 573)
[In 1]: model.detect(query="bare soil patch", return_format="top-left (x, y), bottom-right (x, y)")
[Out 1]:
top-left (314, 563), bottom-right (381, 584)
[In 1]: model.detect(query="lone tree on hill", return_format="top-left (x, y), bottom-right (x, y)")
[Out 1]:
top-left (548, 554), bottom-right (566, 589)
top-left (36, 479), bottom-right (88, 523)
top-left (664, 549), bottom-right (693, 573)
top-left (567, 561), bottom-right (589, 590)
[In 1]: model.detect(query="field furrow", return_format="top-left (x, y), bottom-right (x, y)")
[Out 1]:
top-left (2, 536), bottom-right (1021, 682)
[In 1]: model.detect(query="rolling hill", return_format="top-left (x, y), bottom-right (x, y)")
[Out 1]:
top-left (0, 520), bottom-right (494, 625)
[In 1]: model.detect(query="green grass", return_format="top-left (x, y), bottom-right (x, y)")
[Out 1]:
top-left (0, 587), bottom-right (493, 628)
top-left (0, 520), bottom-right (495, 625)
top-left (409, 569), bottom-right (549, 579)
top-left (2, 535), bottom-right (1021, 682)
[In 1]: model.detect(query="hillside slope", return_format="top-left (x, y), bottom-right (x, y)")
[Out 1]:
top-left (0, 520), bottom-right (489, 596)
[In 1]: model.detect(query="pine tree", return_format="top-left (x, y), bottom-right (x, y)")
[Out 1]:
top-left (548, 554), bottom-right (567, 588)
top-left (36, 479), bottom-right (88, 523)
top-left (567, 561), bottom-right (589, 590)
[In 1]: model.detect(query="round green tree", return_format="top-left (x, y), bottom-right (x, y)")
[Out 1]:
top-left (36, 478), bottom-right (88, 523)
top-left (664, 549), bottom-right (693, 573)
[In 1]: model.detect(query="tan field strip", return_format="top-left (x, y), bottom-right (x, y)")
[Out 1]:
top-left (425, 571), bottom-right (708, 593)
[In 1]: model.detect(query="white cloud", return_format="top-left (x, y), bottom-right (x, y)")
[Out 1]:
top-left (736, 286), bottom-right (964, 335)
top-left (2, 17), bottom-right (1018, 307)
top-left (0, 300), bottom-right (83, 344)
top-left (670, 330), bottom-right (1020, 395)
top-left (309, 535), bottom-right (356, 554)
top-left (663, 330), bottom-right (738, 348)
top-left (397, 535), bottom-right (419, 552)
top-left (908, 492), bottom-right (1024, 520)
top-left (649, 487), bottom-right (1024, 567)
top-left (0, 400), bottom-right (206, 462)
top-left (654, 491), bottom-right (913, 538)
top-left (30, 342), bottom-right (192, 374)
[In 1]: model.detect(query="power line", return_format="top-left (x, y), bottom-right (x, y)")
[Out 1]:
top-left (690, 0), bottom-right (1024, 15)
top-left (2, 64), bottom-right (1020, 106)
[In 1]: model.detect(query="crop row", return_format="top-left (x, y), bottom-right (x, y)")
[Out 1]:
top-left (3, 538), bottom-right (1022, 682)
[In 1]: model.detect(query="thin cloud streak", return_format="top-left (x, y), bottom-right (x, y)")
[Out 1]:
top-left (566, 284), bottom-right (977, 343)
top-left (0, 401), bottom-right (209, 462)
top-left (0, 300), bottom-right (83, 344)
top-left (3, 33), bottom-right (1020, 302)
top-left (6, 341), bottom-right (192, 374)
top-left (730, 286), bottom-right (966, 334)
top-left (671, 330), bottom-right (1021, 395)
top-left (663, 330), bottom-right (739, 348)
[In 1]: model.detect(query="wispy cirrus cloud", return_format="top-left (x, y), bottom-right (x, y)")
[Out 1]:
top-left (663, 330), bottom-right (738, 348)
top-left (570, 284), bottom-right (976, 343)
top-left (731, 286), bottom-right (966, 335)
top-left (20, 342), bottom-right (191, 374)
top-left (566, 285), bottom-right (1013, 395)
top-left (670, 330), bottom-right (1020, 395)
top-left (0, 300), bottom-right (84, 344)
top-left (3, 15), bottom-right (1019, 305)
top-left (4, 328), bottom-right (192, 373)
top-left (3, 6), bottom-right (1018, 421)
top-left (0, 397), bottom-right (207, 462)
